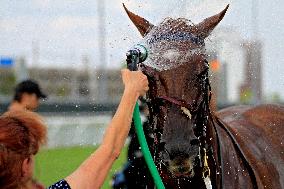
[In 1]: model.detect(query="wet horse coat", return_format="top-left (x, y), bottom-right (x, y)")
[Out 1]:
top-left (216, 105), bottom-right (284, 188)
top-left (123, 4), bottom-right (284, 189)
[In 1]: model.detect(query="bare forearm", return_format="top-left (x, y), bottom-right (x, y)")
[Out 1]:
top-left (92, 156), bottom-right (114, 188)
top-left (106, 88), bottom-right (138, 155)
top-left (100, 88), bottom-right (137, 154)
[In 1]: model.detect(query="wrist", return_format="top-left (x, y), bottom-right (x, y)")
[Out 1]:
top-left (124, 86), bottom-right (139, 100)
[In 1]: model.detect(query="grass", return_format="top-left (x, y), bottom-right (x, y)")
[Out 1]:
top-left (34, 146), bottom-right (127, 189)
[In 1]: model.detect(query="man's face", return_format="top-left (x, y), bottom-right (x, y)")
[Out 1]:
top-left (23, 93), bottom-right (40, 111)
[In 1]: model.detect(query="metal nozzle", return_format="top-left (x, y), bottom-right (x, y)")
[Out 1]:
top-left (127, 44), bottom-right (148, 62)
top-left (126, 44), bottom-right (148, 71)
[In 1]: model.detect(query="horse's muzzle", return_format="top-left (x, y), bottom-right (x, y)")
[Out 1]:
top-left (164, 152), bottom-right (198, 178)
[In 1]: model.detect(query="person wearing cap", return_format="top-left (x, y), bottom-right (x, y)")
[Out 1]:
top-left (6, 79), bottom-right (47, 189)
top-left (8, 80), bottom-right (47, 112)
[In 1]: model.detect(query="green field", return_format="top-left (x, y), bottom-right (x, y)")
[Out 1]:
top-left (34, 146), bottom-right (127, 189)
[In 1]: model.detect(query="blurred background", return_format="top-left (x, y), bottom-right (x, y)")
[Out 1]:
top-left (0, 0), bottom-right (283, 188)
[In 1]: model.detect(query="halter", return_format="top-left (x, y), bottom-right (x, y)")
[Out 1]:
top-left (156, 94), bottom-right (204, 116)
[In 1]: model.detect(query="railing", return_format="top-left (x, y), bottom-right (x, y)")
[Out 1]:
top-left (0, 102), bottom-right (118, 114)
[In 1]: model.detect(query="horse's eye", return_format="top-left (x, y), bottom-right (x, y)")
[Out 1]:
top-left (154, 98), bottom-right (165, 107)
top-left (152, 76), bottom-right (160, 82)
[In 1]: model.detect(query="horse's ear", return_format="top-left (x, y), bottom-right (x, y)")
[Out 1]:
top-left (123, 4), bottom-right (154, 37)
top-left (194, 4), bottom-right (229, 39)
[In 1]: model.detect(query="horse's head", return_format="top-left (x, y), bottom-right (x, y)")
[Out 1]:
top-left (124, 4), bottom-right (228, 179)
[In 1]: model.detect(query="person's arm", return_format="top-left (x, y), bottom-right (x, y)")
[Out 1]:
top-left (65, 69), bottom-right (148, 189)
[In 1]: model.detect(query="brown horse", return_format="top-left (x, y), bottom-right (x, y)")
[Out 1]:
top-left (124, 4), bottom-right (284, 189)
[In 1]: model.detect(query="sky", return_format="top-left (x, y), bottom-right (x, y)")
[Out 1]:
top-left (0, 0), bottom-right (283, 101)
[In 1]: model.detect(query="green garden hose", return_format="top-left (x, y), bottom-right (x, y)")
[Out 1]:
top-left (132, 102), bottom-right (165, 189)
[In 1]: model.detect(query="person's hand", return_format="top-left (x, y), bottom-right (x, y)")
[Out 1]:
top-left (121, 69), bottom-right (149, 97)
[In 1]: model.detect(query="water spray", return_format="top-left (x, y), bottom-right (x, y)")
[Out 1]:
top-left (126, 44), bottom-right (165, 189)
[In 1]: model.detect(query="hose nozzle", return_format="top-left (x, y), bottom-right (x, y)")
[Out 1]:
top-left (126, 44), bottom-right (148, 71)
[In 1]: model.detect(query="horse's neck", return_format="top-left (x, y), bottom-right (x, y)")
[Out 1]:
top-left (209, 114), bottom-right (258, 189)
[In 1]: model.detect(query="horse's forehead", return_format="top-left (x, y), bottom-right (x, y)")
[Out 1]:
top-left (141, 38), bottom-right (205, 71)
top-left (140, 18), bottom-right (205, 71)
top-left (142, 56), bottom-right (203, 81)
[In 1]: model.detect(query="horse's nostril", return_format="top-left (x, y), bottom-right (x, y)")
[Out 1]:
top-left (190, 139), bottom-right (199, 146)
